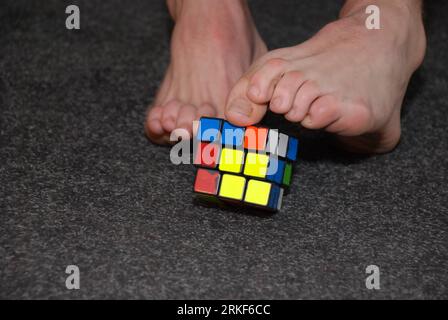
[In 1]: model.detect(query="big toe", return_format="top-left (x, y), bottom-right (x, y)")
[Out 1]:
top-left (225, 76), bottom-right (267, 127)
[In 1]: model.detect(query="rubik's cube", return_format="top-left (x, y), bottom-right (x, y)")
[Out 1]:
top-left (193, 117), bottom-right (299, 212)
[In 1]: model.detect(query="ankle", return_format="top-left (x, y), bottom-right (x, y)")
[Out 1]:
top-left (168, 0), bottom-right (249, 22)
top-left (169, 0), bottom-right (264, 59)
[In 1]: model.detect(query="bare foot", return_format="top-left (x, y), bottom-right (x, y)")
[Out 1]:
top-left (224, 0), bottom-right (426, 153)
top-left (145, 0), bottom-right (266, 144)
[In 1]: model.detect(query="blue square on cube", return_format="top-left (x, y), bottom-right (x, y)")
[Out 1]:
top-left (221, 121), bottom-right (245, 147)
top-left (286, 137), bottom-right (299, 161)
top-left (266, 157), bottom-right (285, 184)
top-left (197, 118), bottom-right (222, 142)
top-left (268, 184), bottom-right (281, 210)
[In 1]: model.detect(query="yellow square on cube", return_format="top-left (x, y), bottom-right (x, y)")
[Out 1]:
top-left (244, 180), bottom-right (272, 206)
top-left (219, 148), bottom-right (244, 173)
top-left (219, 174), bottom-right (246, 200)
top-left (243, 152), bottom-right (269, 178)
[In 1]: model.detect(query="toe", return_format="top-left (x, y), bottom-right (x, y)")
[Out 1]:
top-left (197, 103), bottom-right (217, 118)
top-left (173, 104), bottom-right (197, 141)
top-left (269, 71), bottom-right (305, 114)
top-left (192, 103), bottom-right (217, 137)
top-left (145, 105), bottom-right (165, 142)
top-left (161, 99), bottom-right (182, 132)
top-left (247, 58), bottom-right (288, 104)
top-left (225, 76), bottom-right (267, 127)
top-left (326, 100), bottom-right (374, 136)
top-left (285, 80), bottom-right (321, 122)
top-left (332, 104), bottom-right (400, 154)
top-left (301, 95), bottom-right (341, 129)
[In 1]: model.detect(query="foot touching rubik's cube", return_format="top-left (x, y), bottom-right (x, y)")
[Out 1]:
top-left (193, 117), bottom-right (299, 212)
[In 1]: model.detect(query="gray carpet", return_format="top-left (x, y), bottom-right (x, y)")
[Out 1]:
top-left (0, 0), bottom-right (447, 299)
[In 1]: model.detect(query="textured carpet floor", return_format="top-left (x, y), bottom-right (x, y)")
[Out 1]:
top-left (0, 0), bottom-right (447, 299)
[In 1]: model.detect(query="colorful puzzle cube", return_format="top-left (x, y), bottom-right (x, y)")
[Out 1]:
top-left (193, 117), bottom-right (299, 212)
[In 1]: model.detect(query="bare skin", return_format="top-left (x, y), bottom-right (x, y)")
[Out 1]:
top-left (224, 0), bottom-right (426, 153)
top-left (145, 0), bottom-right (266, 144)
top-left (146, 0), bottom-right (426, 154)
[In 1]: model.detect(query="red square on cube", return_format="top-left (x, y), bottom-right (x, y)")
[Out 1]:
top-left (194, 169), bottom-right (221, 195)
top-left (194, 142), bottom-right (220, 168)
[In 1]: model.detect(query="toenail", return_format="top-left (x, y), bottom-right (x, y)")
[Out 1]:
top-left (302, 116), bottom-right (312, 126)
top-left (271, 96), bottom-right (283, 109)
top-left (286, 109), bottom-right (296, 119)
top-left (229, 99), bottom-right (253, 117)
top-left (248, 86), bottom-right (260, 98)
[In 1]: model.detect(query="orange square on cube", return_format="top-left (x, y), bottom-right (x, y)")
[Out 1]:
top-left (244, 126), bottom-right (268, 150)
